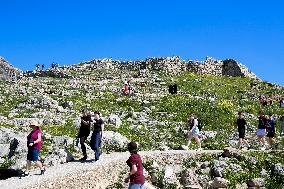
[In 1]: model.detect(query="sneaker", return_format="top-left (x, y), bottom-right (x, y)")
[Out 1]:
top-left (260, 147), bottom-right (266, 151)
top-left (181, 145), bottom-right (188, 150)
top-left (40, 168), bottom-right (46, 175)
top-left (196, 148), bottom-right (203, 151)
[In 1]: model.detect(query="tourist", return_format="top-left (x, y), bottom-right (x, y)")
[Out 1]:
top-left (123, 81), bottom-right (130, 95)
top-left (182, 113), bottom-right (202, 151)
top-left (236, 112), bottom-right (250, 149)
top-left (25, 120), bottom-right (45, 175)
top-left (90, 111), bottom-right (104, 161)
top-left (77, 109), bottom-right (92, 161)
top-left (41, 64), bottom-right (44, 71)
top-left (257, 111), bottom-right (268, 150)
top-left (280, 116), bottom-right (284, 136)
top-left (124, 142), bottom-right (145, 189)
top-left (267, 114), bottom-right (276, 148)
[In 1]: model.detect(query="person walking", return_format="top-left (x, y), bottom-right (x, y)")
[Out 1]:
top-left (124, 142), bottom-right (145, 189)
top-left (236, 112), bottom-right (250, 149)
top-left (267, 114), bottom-right (276, 148)
top-left (281, 116), bottom-right (284, 136)
top-left (182, 113), bottom-right (202, 151)
top-left (77, 110), bottom-right (91, 161)
top-left (25, 120), bottom-right (45, 175)
top-left (257, 111), bottom-right (268, 150)
top-left (90, 111), bottom-right (104, 161)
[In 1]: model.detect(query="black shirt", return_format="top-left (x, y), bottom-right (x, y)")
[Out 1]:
top-left (258, 116), bottom-right (267, 129)
top-left (237, 118), bottom-right (246, 130)
top-left (93, 118), bottom-right (104, 133)
top-left (80, 115), bottom-right (91, 132)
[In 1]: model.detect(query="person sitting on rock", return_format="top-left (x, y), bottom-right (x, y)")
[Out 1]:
top-left (182, 113), bottom-right (202, 151)
top-left (236, 112), bottom-right (250, 149)
top-left (90, 111), bottom-right (104, 161)
top-left (77, 109), bottom-right (92, 161)
top-left (124, 141), bottom-right (145, 189)
top-left (25, 120), bottom-right (46, 175)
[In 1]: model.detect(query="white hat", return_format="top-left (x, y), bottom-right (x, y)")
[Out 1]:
top-left (30, 120), bottom-right (39, 127)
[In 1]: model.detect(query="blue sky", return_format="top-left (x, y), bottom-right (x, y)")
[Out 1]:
top-left (0, 0), bottom-right (283, 85)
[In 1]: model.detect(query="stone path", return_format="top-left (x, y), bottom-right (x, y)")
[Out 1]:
top-left (0, 150), bottom-right (223, 189)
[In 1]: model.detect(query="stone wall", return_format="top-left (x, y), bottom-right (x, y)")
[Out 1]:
top-left (0, 57), bottom-right (22, 81)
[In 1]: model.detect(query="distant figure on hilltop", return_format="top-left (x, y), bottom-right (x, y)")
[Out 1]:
top-left (41, 64), bottom-right (44, 71)
top-left (36, 64), bottom-right (40, 72)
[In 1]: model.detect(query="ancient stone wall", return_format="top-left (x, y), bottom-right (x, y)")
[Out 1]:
top-left (0, 57), bottom-right (22, 81)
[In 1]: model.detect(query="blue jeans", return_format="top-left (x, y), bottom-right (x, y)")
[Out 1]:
top-left (91, 131), bottom-right (102, 160)
top-left (128, 184), bottom-right (145, 189)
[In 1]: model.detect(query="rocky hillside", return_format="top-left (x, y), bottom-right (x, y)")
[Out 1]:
top-left (0, 56), bottom-right (283, 188)
top-left (0, 57), bottom-right (22, 81)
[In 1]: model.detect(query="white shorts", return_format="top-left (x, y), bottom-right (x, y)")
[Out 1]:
top-left (257, 129), bottom-right (266, 136)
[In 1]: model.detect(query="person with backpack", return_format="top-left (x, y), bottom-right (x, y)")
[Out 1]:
top-left (77, 109), bottom-right (92, 161)
top-left (236, 112), bottom-right (250, 149)
top-left (124, 141), bottom-right (145, 189)
top-left (267, 114), bottom-right (276, 148)
top-left (25, 120), bottom-right (45, 175)
top-left (90, 111), bottom-right (104, 161)
top-left (257, 111), bottom-right (268, 150)
top-left (182, 113), bottom-right (202, 151)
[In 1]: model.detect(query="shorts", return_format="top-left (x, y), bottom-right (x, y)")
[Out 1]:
top-left (267, 132), bottom-right (275, 138)
top-left (238, 129), bottom-right (245, 139)
top-left (256, 129), bottom-right (266, 137)
top-left (27, 149), bottom-right (39, 162)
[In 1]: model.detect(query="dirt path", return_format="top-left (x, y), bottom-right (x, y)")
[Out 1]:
top-left (0, 150), bottom-right (223, 189)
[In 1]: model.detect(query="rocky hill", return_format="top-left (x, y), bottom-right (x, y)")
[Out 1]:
top-left (0, 57), bottom-right (22, 81)
top-left (0, 56), bottom-right (283, 188)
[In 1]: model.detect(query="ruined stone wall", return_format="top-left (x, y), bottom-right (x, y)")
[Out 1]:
top-left (0, 57), bottom-right (22, 81)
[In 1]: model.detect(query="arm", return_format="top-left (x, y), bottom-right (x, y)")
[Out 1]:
top-left (125, 164), bottom-right (138, 183)
top-left (101, 124), bottom-right (104, 133)
top-left (29, 133), bottom-right (42, 146)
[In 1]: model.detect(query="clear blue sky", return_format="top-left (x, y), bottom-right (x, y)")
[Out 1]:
top-left (0, 0), bottom-right (283, 85)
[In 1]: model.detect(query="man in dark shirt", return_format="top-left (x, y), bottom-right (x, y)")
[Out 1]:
top-left (125, 142), bottom-right (145, 189)
top-left (267, 114), bottom-right (276, 148)
top-left (236, 112), bottom-right (250, 149)
top-left (90, 111), bottom-right (104, 161)
top-left (78, 110), bottom-right (91, 161)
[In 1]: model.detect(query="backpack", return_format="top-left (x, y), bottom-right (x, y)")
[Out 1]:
top-left (197, 121), bottom-right (203, 131)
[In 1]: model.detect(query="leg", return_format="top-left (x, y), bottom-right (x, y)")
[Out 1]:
top-left (26, 160), bottom-right (32, 171)
top-left (238, 138), bottom-right (243, 148)
top-left (194, 136), bottom-right (201, 149)
top-left (186, 132), bottom-right (193, 147)
top-left (94, 132), bottom-right (102, 160)
top-left (80, 136), bottom-right (87, 157)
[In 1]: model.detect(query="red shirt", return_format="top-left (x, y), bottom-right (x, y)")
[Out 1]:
top-left (126, 153), bottom-right (145, 184)
top-left (27, 128), bottom-right (42, 150)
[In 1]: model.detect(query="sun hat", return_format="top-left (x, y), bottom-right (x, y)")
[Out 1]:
top-left (30, 120), bottom-right (39, 127)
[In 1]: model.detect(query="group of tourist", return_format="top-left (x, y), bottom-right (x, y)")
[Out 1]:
top-left (237, 111), bottom-right (282, 150)
top-left (259, 94), bottom-right (284, 107)
top-left (24, 107), bottom-right (284, 189)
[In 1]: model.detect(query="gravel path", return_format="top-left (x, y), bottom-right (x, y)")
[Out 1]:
top-left (0, 150), bottom-right (223, 189)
